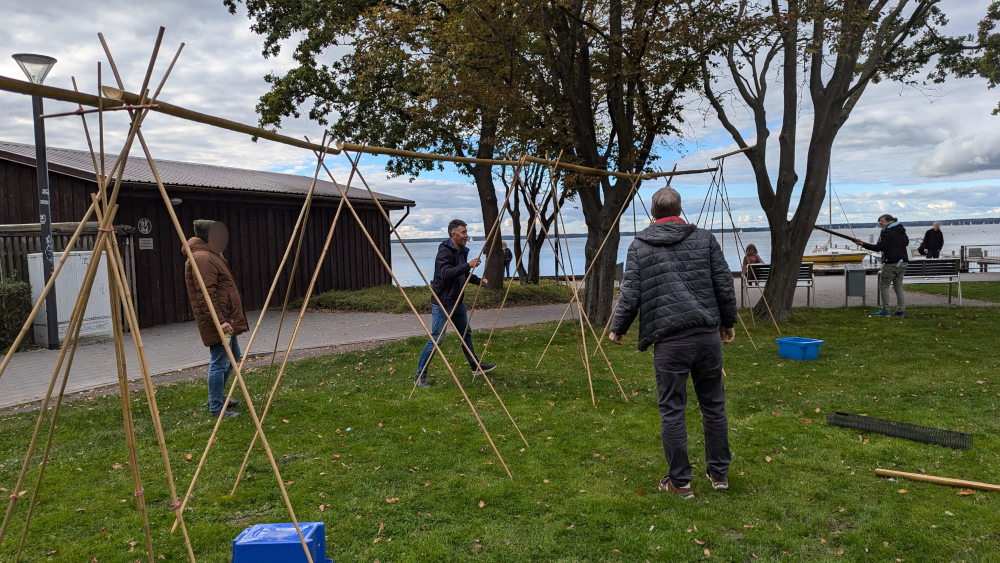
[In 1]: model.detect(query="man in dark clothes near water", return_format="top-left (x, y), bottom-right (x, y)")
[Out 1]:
top-left (607, 187), bottom-right (737, 500)
top-left (413, 219), bottom-right (497, 388)
top-left (920, 222), bottom-right (944, 259)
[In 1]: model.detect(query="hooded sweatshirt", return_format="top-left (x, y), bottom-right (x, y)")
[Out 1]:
top-left (609, 221), bottom-right (737, 352)
top-left (183, 237), bottom-right (248, 347)
top-left (861, 222), bottom-right (909, 265)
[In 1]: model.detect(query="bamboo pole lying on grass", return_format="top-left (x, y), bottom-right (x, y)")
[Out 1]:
top-left (875, 469), bottom-right (1000, 492)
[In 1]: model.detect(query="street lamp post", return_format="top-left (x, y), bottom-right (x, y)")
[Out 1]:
top-left (13, 53), bottom-right (59, 349)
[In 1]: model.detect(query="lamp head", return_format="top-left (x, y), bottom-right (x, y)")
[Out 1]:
top-left (12, 53), bottom-right (57, 85)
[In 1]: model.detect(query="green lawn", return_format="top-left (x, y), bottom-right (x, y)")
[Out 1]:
top-left (907, 281), bottom-right (1000, 303)
top-left (299, 280), bottom-right (574, 314)
top-left (2, 307), bottom-right (999, 561)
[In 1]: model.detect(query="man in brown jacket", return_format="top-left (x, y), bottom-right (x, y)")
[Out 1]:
top-left (185, 220), bottom-right (248, 417)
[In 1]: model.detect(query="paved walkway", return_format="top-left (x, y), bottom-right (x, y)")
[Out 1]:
top-left (2, 273), bottom-right (996, 409)
top-left (0, 304), bottom-right (568, 409)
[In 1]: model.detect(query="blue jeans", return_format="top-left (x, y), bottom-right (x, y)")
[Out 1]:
top-left (208, 335), bottom-right (242, 413)
top-left (415, 303), bottom-right (478, 378)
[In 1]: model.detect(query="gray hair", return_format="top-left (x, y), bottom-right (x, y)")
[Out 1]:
top-left (447, 219), bottom-right (467, 235)
top-left (650, 187), bottom-right (682, 219)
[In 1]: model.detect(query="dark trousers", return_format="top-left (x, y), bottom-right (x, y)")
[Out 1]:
top-left (925, 249), bottom-right (940, 259)
top-left (653, 330), bottom-right (730, 487)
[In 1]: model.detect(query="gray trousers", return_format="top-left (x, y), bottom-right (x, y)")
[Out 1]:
top-left (879, 263), bottom-right (906, 312)
top-left (653, 330), bottom-right (730, 487)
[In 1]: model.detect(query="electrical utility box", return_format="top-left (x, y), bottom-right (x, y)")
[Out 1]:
top-left (28, 250), bottom-right (113, 347)
top-left (844, 263), bottom-right (867, 306)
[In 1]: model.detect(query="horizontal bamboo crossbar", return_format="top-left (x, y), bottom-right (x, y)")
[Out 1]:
top-left (711, 145), bottom-right (756, 161)
top-left (0, 74), bottom-right (717, 181)
top-left (874, 468), bottom-right (1000, 492)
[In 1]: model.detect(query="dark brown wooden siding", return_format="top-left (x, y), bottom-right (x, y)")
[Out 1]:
top-left (1, 160), bottom-right (397, 329)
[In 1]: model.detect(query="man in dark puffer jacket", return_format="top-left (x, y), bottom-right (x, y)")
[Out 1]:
top-left (608, 187), bottom-right (737, 500)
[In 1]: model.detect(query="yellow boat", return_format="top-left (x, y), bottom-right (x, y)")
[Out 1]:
top-left (802, 248), bottom-right (870, 265)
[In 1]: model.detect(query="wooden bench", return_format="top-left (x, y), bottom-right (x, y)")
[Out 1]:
top-left (741, 263), bottom-right (815, 307)
top-left (878, 259), bottom-right (962, 306)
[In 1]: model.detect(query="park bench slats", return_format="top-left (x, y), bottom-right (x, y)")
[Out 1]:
top-left (741, 263), bottom-right (814, 307)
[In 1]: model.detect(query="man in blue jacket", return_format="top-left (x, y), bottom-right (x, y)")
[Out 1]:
top-left (607, 187), bottom-right (737, 500)
top-left (414, 219), bottom-right (497, 388)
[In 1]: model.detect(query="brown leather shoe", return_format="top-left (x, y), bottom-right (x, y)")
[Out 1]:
top-left (659, 476), bottom-right (695, 499)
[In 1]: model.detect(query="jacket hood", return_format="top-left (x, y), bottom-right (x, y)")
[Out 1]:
top-left (886, 223), bottom-right (907, 237)
top-left (440, 238), bottom-right (469, 258)
top-left (185, 237), bottom-right (213, 255)
top-left (636, 222), bottom-right (698, 246)
top-left (193, 219), bottom-right (215, 243)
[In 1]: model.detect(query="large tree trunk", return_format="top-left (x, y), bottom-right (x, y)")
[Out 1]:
top-left (526, 225), bottom-right (543, 284)
top-left (471, 114), bottom-right (504, 291)
top-left (752, 133), bottom-right (833, 320)
top-left (582, 214), bottom-right (620, 327)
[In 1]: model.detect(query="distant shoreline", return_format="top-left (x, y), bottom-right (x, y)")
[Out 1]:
top-left (395, 217), bottom-right (1000, 243)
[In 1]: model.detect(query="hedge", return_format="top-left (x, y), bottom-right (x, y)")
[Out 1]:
top-left (1, 276), bottom-right (32, 353)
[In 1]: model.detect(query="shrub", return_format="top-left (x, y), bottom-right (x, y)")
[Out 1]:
top-left (0, 276), bottom-right (33, 353)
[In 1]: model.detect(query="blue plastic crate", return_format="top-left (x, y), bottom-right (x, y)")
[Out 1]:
top-left (233, 521), bottom-right (331, 563)
top-left (775, 337), bottom-right (824, 361)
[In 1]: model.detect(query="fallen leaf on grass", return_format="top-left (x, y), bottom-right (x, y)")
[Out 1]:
top-left (386, 498), bottom-right (398, 504)
top-left (765, 456), bottom-right (772, 463)
top-left (612, 548), bottom-right (620, 554)
top-left (637, 489), bottom-right (646, 496)
top-left (704, 548), bottom-right (711, 557)
top-left (478, 500), bottom-right (485, 508)
top-left (543, 479), bottom-right (549, 483)
top-left (379, 522), bottom-right (385, 534)
top-left (185, 454), bottom-right (192, 462)
top-left (331, 454), bottom-right (340, 459)
top-left (282, 419), bottom-right (289, 424)
top-left (815, 408), bottom-right (821, 413)
top-left (958, 489), bottom-right (975, 496)
top-left (743, 525), bottom-right (754, 529)
top-left (898, 489), bottom-right (907, 494)
top-left (694, 539), bottom-right (706, 546)
top-left (567, 524), bottom-right (574, 529)
top-left (799, 418), bottom-right (812, 424)
top-left (649, 525), bottom-right (655, 532)
top-left (319, 505), bottom-right (325, 512)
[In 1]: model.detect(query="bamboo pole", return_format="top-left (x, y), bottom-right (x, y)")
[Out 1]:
top-left (229, 196), bottom-right (346, 496)
top-left (11, 235), bottom-right (97, 559)
top-left (171, 161), bottom-right (322, 533)
top-left (874, 469), bottom-right (1000, 492)
top-left (0, 75), bottom-right (723, 184)
top-left (318, 158), bottom-right (514, 478)
top-left (104, 242), bottom-right (156, 563)
top-left (256, 133), bottom-right (329, 406)
top-left (137, 129), bottom-right (315, 563)
top-left (97, 197), bottom-right (196, 560)
top-left (711, 145), bottom-right (756, 161)
top-left (331, 148), bottom-right (529, 448)
top-left (481, 211), bottom-right (544, 356)
top-left (534, 175), bottom-right (646, 367)
top-left (813, 224), bottom-right (859, 242)
top-left (0, 78), bottom-right (153, 542)
top-left (530, 178), bottom-right (627, 403)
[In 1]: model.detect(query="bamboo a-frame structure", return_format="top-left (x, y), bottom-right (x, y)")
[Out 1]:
top-left (0, 27), bottom-right (722, 560)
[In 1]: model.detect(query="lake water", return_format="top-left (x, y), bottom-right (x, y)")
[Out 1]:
top-left (388, 223), bottom-right (1000, 287)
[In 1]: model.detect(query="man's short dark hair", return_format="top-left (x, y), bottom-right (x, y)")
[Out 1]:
top-left (650, 187), bottom-right (682, 219)
top-left (448, 219), bottom-right (467, 235)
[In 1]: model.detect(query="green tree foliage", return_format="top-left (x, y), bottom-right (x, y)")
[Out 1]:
top-left (226, 0), bottom-right (722, 320)
top-left (702, 0), bottom-right (979, 321)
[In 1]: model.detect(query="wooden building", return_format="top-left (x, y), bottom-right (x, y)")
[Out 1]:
top-left (0, 141), bottom-right (414, 329)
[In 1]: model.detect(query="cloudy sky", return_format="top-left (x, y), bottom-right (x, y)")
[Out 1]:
top-left (2, 0), bottom-right (999, 239)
